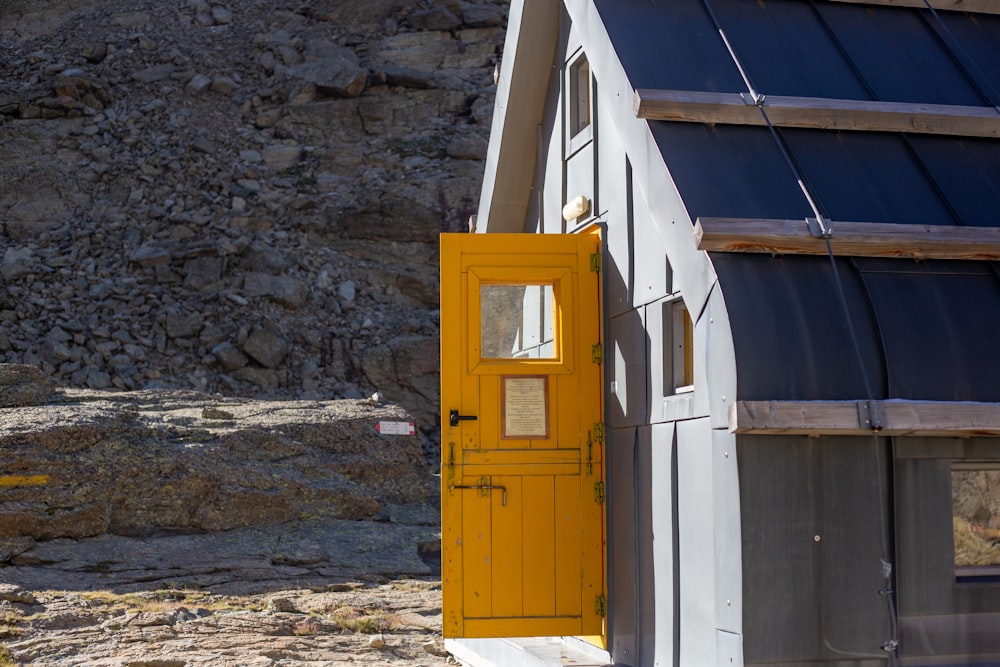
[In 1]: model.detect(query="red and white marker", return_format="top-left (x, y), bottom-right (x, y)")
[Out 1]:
top-left (375, 421), bottom-right (416, 436)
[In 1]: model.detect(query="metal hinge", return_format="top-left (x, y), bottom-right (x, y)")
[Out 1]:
top-left (595, 595), bottom-right (606, 617)
top-left (594, 482), bottom-right (605, 504)
top-left (591, 343), bottom-right (603, 364)
top-left (590, 252), bottom-right (601, 272)
top-left (593, 423), bottom-right (604, 445)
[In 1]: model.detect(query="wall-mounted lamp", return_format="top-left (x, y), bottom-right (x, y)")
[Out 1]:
top-left (562, 195), bottom-right (591, 222)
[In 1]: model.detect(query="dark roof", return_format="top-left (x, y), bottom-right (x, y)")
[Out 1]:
top-left (599, 0), bottom-right (1000, 401)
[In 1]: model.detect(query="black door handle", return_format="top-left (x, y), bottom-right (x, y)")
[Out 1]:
top-left (449, 410), bottom-right (478, 427)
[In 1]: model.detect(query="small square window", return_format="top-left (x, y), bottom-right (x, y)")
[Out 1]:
top-left (569, 55), bottom-right (590, 137)
top-left (952, 464), bottom-right (1000, 577)
top-left (662, 301), bottom-right (694, 395)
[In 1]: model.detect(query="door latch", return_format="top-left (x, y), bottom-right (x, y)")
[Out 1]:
top-left (449, 410), bottom-right (478, 427)
top-left (451, 476), bottom-right (508, 506)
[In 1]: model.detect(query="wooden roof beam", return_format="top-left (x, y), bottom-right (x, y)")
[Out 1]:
top-left (694, 217), bottom-right (1000, 260)
top-left (634, 89), bottom-right (1000, 138)
top-left (731, 400), bottom-right (1000, 437)
top-left (826, 0), bottom-right (1000, 16)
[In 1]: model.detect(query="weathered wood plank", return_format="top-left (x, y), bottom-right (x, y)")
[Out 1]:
top-left (730, 400), bottom-right (1000, 437)
top-left (694, 217), bottom-right (1000, 260)
top-left (634, 89), bottom-right (1000, 138)
top-left (827, 0), bottom-right (1000, 16)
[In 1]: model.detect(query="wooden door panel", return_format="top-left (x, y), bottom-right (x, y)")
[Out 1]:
top-left (440, 232), bottom-right (605, 639)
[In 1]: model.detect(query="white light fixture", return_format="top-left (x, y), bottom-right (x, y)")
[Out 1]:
top-left (562, 195), bottom-right (591, 222)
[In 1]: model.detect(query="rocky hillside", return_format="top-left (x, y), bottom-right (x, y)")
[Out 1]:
top-left (0, 0), bottom-right (507, 459)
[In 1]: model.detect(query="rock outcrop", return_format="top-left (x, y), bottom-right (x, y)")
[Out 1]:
top-left (0, 0), bottom-right (509, 461)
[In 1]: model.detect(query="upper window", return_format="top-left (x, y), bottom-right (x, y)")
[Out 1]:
top-left (568, 54), bottom-right (591, 138)
top-left (481, 284), bottom-right (556, 360)
top-left (953, 464), bottom-right (1000, 577)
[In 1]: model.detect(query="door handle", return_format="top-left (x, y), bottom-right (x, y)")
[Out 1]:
top-left (449, 410), bottom-right (478, 427)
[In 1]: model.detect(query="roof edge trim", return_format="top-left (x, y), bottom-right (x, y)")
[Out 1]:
top-left (695, 217), bottom-right (1000, 260)
top-left (826, 0), bottom-right (1000, 15)
top-left (731, 400), bottom-right (1000, 437)
top-left (635, 89), bottom-right (1000, 138)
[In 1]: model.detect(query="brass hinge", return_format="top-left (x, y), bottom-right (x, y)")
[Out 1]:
top-left (594, 481), bottom-right (605, 504)
top-left (590, 252), bottom-right (601, 273)
top-left (595, 595), bottom-right (606, 617)
top-left (593, 423), bottom-right (604, 445)
top-left (591, 343), bottom-right (603, 364)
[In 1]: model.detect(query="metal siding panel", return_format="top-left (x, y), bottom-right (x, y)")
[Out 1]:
top-left (603, 131), bottom-right (631, 319)
top-left (739, 435), bottom-right (892, 663)
top-left (894, 457), bottom-right (955, 616)
top-left (596, 86), bottom-right (627, 224)
top-left (711, 0), bottom-right (871, 99)
top-left (593, 0), bottom-right (745, 93)
top-left (631, 175), bottom-right (670, 309)
top-left (677, 417), bottom-right (718, 666)
top-left (815, 3), bottom-right (988, 105)
top-left (712, 254), bottom-right (886, 401)
top-left (566, 143), bottom-right (595, 226)
top-left (783, 129), bottom-right (959, 226)
top-left (637, 426), bottom-right (656, 667)
top-left (857, 264), bottom-right (1000, 402)
top-left (609, 426), bottom-right (637, 664)
top-left (646, 300), bottom-right (668, 423)
top-left (543, 90), bottom-right (565, 234)
top-left (907, 135), bottom-right (1000, 228)
top-left (609, 309), bottom-right (649, 429)
top-left (605, 192), bottom-right (633, 318)
top-left (702, 282), bottom-right (734, 431)
top-left (651, 422), bottom-right (678, 667)
top-left (713, 429), bottom-right (742, 635)
top-left (816, 436), bottom-right (892, 659)
top-left (649, 123), bottom-right (812, 222)
top-left (716, 630), bottom-right (744, 667)
top-left (738, 435), bottom-right (820, 663)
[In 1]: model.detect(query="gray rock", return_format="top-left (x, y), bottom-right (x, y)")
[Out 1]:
top-left (338, 280), bottom-right (356, 304)
top-left (408, 7), bottom-right (461, 31)
top-left (242, 325), bottom-right (289, 368)
top-left (211, 6), bottom-right (233, 24)
top-left (212, 341), bottom-right (249, 371)
top-left (287, 43), bottom-right (367, 98)
top-left (261, 144), bottom-right (302, 171)
top-left (243, 273), bottom-right (307, 309)
top-left (0, 364), bottom-right (53, 407)
top-left (184, 256), bottom-right (224, 289)
top-left (0, 583), bottom-right (37, 605)
top-left (446, 133), bottom-right (488, 160)
top-left (1, 247), bottom-right (35, 281)
top-left (187, 73), bottom-right (212, 93)
top-left (132, 64), bottom-right (175, 83)
top-left (165, 311), bottom-right (202, 340)
top-left (210, 76), bottom-right (238, 94)
top-left (129, 245), bottom-right (172, 267)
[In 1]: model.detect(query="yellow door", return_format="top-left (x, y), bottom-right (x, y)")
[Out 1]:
top-left (440, 231), bottom-right (605, 639)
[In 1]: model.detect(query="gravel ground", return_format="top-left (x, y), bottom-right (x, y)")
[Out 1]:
top-left (0, 579), bottom-right (456, 666)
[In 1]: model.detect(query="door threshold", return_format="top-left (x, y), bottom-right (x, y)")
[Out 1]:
top-left (446, 637), bottom-right (613, 667)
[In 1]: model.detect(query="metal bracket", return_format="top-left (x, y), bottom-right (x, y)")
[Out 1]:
top-left (806, 217), bottom-right (834, 239)
top-left (857, 400), bottom-right (885, 432)
top-left (740, 92), bottom-right (766, 107)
